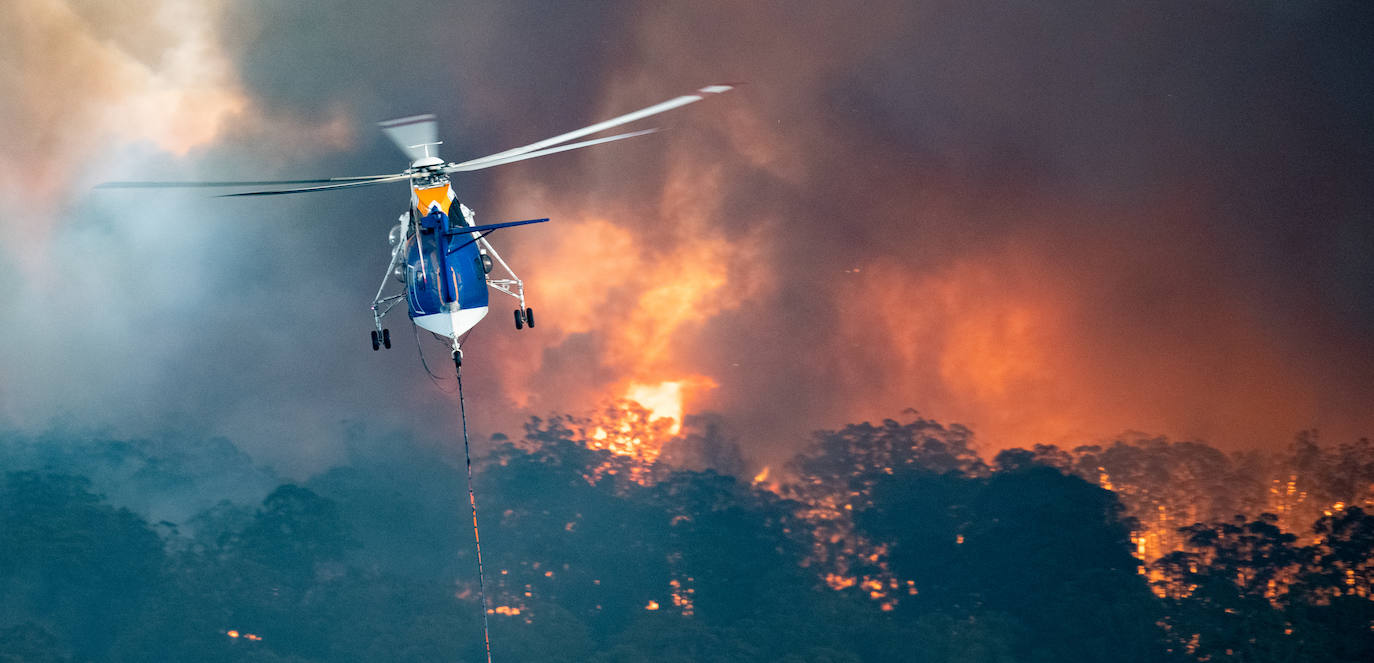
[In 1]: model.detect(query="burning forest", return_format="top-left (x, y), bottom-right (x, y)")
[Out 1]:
top-left (2, 410), bottom-right (1371, 662)
top-left (4, 1), bottom-right (1373, 662)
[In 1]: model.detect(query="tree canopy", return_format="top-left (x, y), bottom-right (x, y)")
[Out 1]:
top-left (0, 419), bottom-right (1370, 662)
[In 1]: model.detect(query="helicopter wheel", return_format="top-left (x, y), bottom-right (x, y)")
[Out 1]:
top-left (514, 308), bottom-right (525, 330)
top-left (382, 328), bottom-right (392, 349)
top-left (370, 330), bottom-right (380, 351)
top-left (524, 307), bottom-right (535, 328)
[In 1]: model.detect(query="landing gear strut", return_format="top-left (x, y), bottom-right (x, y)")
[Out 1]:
top-left (480, 235), bottom-right (538, 334)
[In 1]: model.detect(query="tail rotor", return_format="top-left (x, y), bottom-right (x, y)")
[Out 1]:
top-left (378, 114), bottom-right (442, 164)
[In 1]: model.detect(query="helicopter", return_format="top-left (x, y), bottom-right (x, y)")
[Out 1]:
top-left (98, 85), bottom-right (735, 366)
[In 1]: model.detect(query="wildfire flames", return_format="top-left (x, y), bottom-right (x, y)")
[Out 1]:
top-left (622, 379), bottom-right (711, 437)
top-left (583, 377), bottom-right (716, 465)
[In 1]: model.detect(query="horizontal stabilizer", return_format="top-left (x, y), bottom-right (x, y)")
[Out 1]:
top-left (455, 218), bottom-right (550, 234)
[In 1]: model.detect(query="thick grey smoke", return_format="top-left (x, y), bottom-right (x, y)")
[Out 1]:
top-left (2, 1), bottom-right (1371, 477)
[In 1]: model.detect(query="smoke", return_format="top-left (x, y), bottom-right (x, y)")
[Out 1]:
top-left (472, 1), bottom-right (1374, 460)
top-left (2, 1), bottom-right (1371, 475)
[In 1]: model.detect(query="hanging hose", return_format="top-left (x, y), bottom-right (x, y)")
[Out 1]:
top-left (412, 322), bottom-right (457, 394)
top-left (456, 362), bottom-right (494, 663)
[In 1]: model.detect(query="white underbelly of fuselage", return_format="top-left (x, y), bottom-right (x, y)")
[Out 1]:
top-left (414, 306), bottom-right (489, 339)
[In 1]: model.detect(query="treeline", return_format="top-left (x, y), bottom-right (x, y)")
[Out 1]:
top-left (0, 418), bottom-right (1370, 662)
top-left (1005, 431), bottom-right (1374, 556)
top-left (776, 418), bottom-right (1374, 662)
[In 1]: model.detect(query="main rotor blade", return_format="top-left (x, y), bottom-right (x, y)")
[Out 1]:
top-left (447, 84), bottom-right (734, 170)
top-left (95, 174), bottom-right (402, 189)
top-left (215, 174), bottom-right (412, 197)
top-left (444, 129), bottom-right (658, 173)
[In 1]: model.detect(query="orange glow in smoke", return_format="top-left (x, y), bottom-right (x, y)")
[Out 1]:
top-left (485, 147), bottom-right (771, 442)
top-left (484, 107), bottom-right (1372, 460)
top-left (1, 0), bottom-right (249, 259)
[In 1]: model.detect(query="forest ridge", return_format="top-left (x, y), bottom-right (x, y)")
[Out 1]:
top-left (1, 415), bottom-right (1371, 662)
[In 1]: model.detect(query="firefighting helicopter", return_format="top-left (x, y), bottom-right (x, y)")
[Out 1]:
top-left (98, 85), bottom-right (734, 365)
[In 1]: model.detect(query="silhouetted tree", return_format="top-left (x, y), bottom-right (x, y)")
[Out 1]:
top-left (1296, 507), bottom-right (1374, 601)
top-left (1154, 514), bottom-right (1303, 662)
top-left (0, 472), bottom-right (163, 659)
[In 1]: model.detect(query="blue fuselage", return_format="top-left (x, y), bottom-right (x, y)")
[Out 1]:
top-left (400, 180), bottom-right (547, 339)
top-left (405, 208), bottom-right (489, 318)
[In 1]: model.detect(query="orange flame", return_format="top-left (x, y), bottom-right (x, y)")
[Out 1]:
top-left (557, 376), bottom-right (718, 483)
top-left (623, 379), bottom-right (706, 436)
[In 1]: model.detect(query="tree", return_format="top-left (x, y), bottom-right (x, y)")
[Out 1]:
top-left (0, 472), bottom-right (163, 659)
top-left (1297, 507), bottom-right (1374, 601)
top-left (1153, 514), bottom-right (1303, 662)
top-left (235, 484), bottom-right (353, 580)
top-left (951, 465), bottom-right (1164, 662)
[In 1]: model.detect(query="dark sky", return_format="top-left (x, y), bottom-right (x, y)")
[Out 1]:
top-left (2, 0), bottom-right (1371, 476)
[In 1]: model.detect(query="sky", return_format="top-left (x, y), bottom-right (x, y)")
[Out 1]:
top-left (1, 0), bottom-right (1371, 477)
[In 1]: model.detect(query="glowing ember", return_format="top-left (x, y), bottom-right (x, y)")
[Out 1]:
top-left (824, 574), bottom-right (857, 591)
top-left (668, 577), bottom-right (695, 616)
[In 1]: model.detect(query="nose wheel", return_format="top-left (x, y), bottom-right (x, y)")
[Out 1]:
top-left (514, 307), bottom-right (535, 330)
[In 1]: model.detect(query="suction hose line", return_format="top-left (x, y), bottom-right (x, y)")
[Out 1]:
top-left (456, 362), bottom-right (494, 663)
